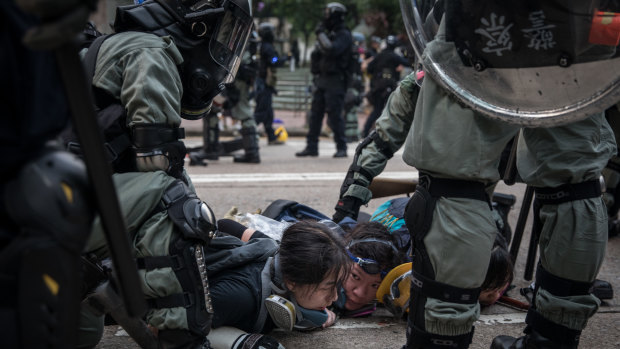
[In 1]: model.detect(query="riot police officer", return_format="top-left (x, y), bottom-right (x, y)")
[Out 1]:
top-left (344, 31), bottom-right (366, 143)
top-left (254, 22), bottom-right (282, 145)
top-left (397, 1), bottom-right (619, 348)
top-left (74, 1), bottom-right (253, 348)
top-left (362, 35), bottom-right (408, 137)
top-left (1, 1), bottom-right (102, 348)
top-left (296, 2), bottom-right (353, 158)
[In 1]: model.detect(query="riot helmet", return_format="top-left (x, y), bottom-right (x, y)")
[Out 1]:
top-left (352, 32), bottom-right (366, 46)
top-left (400, 0), bottom-right (620, 127)
top-left (385, 35), bottom-right (399, 50)
top-left (257, 22), bottom-right (275, 43)
top-left (323, 2), bottom-right (347, 30)
top-left (114, 0), bottom-right (253, 120)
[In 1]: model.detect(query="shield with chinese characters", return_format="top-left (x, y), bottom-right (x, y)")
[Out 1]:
top-left (400, 0), bottom-right (620, 127)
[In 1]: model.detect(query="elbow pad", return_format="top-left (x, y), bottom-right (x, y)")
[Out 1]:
top-left (317, 32), bottom-right (332, 52)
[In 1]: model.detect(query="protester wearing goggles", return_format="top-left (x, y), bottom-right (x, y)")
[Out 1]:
top-left (332, 222), bottom-right (405, 316)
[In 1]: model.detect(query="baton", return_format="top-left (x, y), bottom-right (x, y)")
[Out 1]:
top-left (55, 41), bottom-right (147, 317)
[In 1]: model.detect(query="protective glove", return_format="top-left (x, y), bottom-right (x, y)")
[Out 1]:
top-left (314, 23), bottom-right (326, 36)
top-left (333, 196), bottom-right (362, 223)
top-left (232, 333), bottom-right (285, 349)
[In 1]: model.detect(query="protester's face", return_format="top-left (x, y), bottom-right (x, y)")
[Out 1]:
top-left (289, 269), bottom-right (342, 311)
top-left (479, 282), bottom-right (509, 306)
top-left (343, 263), bottom-right (382, 310)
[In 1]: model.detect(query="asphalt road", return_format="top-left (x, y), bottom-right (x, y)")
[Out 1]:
top-left (95, 136), bottom-right (620, 349)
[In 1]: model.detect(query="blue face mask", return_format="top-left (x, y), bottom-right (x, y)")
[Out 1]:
top-left (295, 305), bottom-right (329, 331)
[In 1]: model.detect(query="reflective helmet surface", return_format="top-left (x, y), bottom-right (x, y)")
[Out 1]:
top-left (324, 2), bottom-right (347, 29)
top-left (257, 22), bottom-right (275, 42)
top-left (385, 35), bottom-right (399, 50)
top-left (376, 263), bottom-right (412, 318)
top-left (400, 0), bottom-right (620, 127)
top-left (352, 31), bottom-right (366, 45)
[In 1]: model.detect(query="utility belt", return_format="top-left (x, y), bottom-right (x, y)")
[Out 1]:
top-left (417, 173), bottom-right (491, 207)
top-left (68, 123), bottom-right (186, 176)
top-left (533, 180), bottom-right (601, 206)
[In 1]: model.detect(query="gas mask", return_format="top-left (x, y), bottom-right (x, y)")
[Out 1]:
top-left (114, 0), bottom-right (253, 120)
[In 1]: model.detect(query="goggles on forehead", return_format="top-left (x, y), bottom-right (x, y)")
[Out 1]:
top-left (345, 238), bottom-right (399, 278)
top-left (346, 250), bottom-right (388, 278)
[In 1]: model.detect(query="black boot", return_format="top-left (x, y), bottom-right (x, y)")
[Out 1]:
top-left (491, 328), bottom-right (579, 349)
top-left (295, 148), bottom-right (318, 157)
top-left (233, 128), bottom-right (260, 163)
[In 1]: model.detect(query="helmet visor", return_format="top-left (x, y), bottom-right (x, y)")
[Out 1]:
top-left (209, 1), bottom-right (252, 84)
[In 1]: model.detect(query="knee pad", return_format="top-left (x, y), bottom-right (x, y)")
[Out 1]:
top-left (1, 149), bottom-right (95, 348)
top-left (4, 149), bottom-right (94, 253)
top-left (138, 180), bottom-right (216, 337)
top-left (525, 264), bottom-right (590, 346)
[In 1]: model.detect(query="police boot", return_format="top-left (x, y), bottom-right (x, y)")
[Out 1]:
top-left (490, 327), bottom-right (580, 349)
top-left (233, 128), bottom-right (260, 163)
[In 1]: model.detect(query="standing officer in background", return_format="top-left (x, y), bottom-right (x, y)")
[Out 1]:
top-left (189, 31), bottom-right (261, 164)
top-left (362, 35), bottom-right (409, 137)
top-left (296, 2), bottom-right (353, 158)
top-left (398, 1), bottom-right (619, 348)
top-left (74, 0), bottom-right (253, 348)
top-left (230, 31), bottom-right (262, 163)
top-left (344, 31), bottom-right (366, 143)
top-left (254, 22), bottom-right (283, 145)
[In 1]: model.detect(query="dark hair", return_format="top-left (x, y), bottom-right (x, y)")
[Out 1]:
top-left (279, 220), bottom-right (350, 290)
top-left (345, 222), bottom-right (404, 274)
top-left (480, 244), bottom-right (514, 291)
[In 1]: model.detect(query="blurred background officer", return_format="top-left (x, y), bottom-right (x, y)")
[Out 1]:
top-left (296, 2), bottom-right (353, 158)
top-left (362, 35), bottom-right (409, 137)
top-left (254, 22), bottom-right (283, 145)
top-left (344, 31), bottom-right (366, 143)
top-left (1, 1), bottom-right (98, 348)
top-left (189, 31), bottom-right (261, 164)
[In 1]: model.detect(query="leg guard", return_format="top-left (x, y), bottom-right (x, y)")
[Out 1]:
top-left (493, 180), bottom-right (602, 349)
top-left (404, 174), bottom-right (488, 348)
top-left (189, 112), bottom-right (220, 166)
top-left (234, 128), bottom-right (260, 163)
top-left (491, 265), bottom-right (587, 349)
top-left (137, 180), bottom-right (216, 347)
top-left (0, 149), bottom-right (94, 348)
top-left (525, 265), bottom-right (589, 346)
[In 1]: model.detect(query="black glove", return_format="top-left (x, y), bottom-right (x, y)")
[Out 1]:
top-left (232, 333), bottom-right (285, 349)
top-left (333, 196), bottom-right (363, 223)
top-left (314, 23), bottom-right (326, 36)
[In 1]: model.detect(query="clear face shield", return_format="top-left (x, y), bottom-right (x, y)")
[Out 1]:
top-left (209, 2), bottom-right (252, 84)
top-left (400, 0), bottom-right (620, 127)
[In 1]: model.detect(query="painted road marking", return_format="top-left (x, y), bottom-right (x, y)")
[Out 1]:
top-left (190, 171), bottom-right (418, 184)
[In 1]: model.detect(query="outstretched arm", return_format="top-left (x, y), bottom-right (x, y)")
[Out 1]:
top-left (333, 73), bottom-right (420, 222)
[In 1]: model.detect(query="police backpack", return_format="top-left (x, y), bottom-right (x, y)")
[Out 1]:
top-left (62, 29), bottom-right (136, 173)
